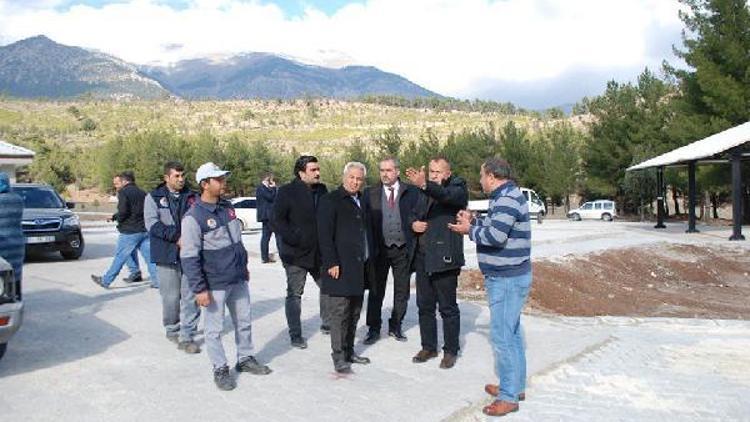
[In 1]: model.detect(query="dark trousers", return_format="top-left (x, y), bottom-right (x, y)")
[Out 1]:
top-left (283, 264), bottom-right (331, 340)
top-left (260, 221), bottom-right (281, 262)
top-left (415, 251), bottom-right (460, 355)
top-left (329, 295), bottom-right (364, 364)
top-left (366, 244), bottom-right (412, 332)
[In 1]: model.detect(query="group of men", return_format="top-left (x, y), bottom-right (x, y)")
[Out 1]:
top-left (88, 154), bottom-right (532, 417)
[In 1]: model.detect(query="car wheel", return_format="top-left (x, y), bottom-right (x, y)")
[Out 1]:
top-left (537, 211), bottom-right (545, 223)
top-left (570, 213), bottom-right (581, 221)
top-left (61, 235), bottom-right (84, 260)
top-left (602, 213), bottom-right (613, 222)
top-left (239, 219), bottom-right (246, 232)
top-left (0, 343), bottom-right (6, 361)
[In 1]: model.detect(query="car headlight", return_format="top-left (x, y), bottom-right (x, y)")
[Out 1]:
top-left (62, 214), bottom-right (81, 228)
top-left (0, 270), bottom-right (9, 298)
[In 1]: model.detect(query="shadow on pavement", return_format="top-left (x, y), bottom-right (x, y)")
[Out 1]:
top-left (0, 288), bottom-right (142, 377)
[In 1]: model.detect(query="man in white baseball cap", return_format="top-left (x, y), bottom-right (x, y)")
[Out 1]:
top-left (182, 161), bottom-right (271, 390)
top-left (195, 162), bottom-right (231, 184)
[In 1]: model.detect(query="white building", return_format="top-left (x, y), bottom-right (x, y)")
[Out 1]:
top-left (0, 140), bottom-right (35, 183)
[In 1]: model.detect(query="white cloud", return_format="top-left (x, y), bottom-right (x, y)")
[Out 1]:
top-left (0, 0), bottom-right (684, 100)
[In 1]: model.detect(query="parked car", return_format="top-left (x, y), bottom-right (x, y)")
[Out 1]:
top-left (0, 256), bottom-right (22, 361)
top-left (13, 183), bottom-right (84, 259)
top-left (468, 187), bottom-right (547, 222)
top-left (230, 196), bottom-right (262, 231)
top-left (568, 200), bottom-right (617, 221)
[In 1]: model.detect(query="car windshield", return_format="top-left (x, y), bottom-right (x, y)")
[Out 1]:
top-left (13, 186), bottom-right (65, 209)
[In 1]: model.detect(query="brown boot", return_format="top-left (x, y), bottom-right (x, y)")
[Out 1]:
top-left (412, 349), bottom-right (438, 363)
top-left (439, 353), bottom-right (457, 369)
top-left (482, 400), bottom-right (519, 417)
top-left (484, 384), bottom-right (525, 401)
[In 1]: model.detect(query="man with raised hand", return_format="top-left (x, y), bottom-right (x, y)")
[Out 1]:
top-left (405, 157), bottom-right (467, 370)
top-left (181, 162), bottom-right (271, 391)
top-left (448, 157), bottom-right (531, 417)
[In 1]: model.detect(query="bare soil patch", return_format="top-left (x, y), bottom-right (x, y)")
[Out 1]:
top-left (459, 244), bottom-right (750, 319)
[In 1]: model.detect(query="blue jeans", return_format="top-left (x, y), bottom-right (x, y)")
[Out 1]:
top-left (103, 232), bottom-right (158, 287)
top-left (485, 272), bottom-right (532, 403)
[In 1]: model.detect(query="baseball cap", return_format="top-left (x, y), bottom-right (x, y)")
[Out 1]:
top-left (195, 162), bottom-right (231, 184)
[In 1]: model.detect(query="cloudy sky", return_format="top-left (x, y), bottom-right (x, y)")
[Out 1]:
top-left (0, 0), bottom-right (687, 108)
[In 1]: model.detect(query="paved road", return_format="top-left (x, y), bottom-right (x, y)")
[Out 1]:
top-left (1, 221), bottom-right (748, 421)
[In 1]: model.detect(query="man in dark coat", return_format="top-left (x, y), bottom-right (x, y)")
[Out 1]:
top-left (405, 157), bottom-right (468, 369)
top-left (271, 156), bottom-right (330, 349)
top-left (255, 172), bottom-right (280, 263)
top-left (317, 161), bottom-right (375, 374)
top-left (363, 157), bottom-right (418, 344)
top-left (92, 171), bottom-right (158, 289)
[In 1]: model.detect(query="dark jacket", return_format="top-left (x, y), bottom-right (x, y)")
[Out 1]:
top-left (271, 178), bottom-right (328, 270)
top-left (411, 175), bottom-right (468, 275)
top-left (144, 183), bottom-right (198, 265)
top-left (0, 172), bottom-right (24, 284)
top-left (317, 186), bottom-right (376, 297)
top-left (180, 198), bottom-right (248, 293)
top-left (366, 180), bottom-right (419, 252)
top-left (113, 183), bottom-right (147, 234)
top-left (255, 183), bottom-right (277, 222)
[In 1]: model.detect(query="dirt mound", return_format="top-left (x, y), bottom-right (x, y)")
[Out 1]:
top-left (459, 244), bottom-right (750, 319)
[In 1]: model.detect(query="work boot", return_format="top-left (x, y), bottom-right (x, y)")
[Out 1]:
top-left (235, 356), bottom-right (272, 375)
top-left (177, 340), bottom-right (201, 354)
top-left (213, 365), bottom-right (236, 391)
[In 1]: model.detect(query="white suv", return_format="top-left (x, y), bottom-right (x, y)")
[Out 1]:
top-left (568, 200), bottom-right (617, 221)
top-left (468, 187), bottom-right (546, 222)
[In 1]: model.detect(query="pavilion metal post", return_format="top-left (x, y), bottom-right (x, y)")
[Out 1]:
top-left (686, 160), bottom-right (699, 233)
top-left (655, 166), bottom-right (666, 228)
top-left (730, 149), bottom-right (745, 241)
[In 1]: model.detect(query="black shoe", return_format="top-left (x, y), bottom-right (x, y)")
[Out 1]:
top-left (91, 275), bottom-right (108, 289)
top-left (290, 337), bottom-right (308, 349)
top-left (334, 361), bottom-right (353, 374)
top-left (235, 356), bottom-right (272, 375)
top-left (320, 325), bottom-right (330, 335)
top-left (261, 257), bottom-right (276, 263)
top-left (213, 365), bottom-right (236, 391)
top-left (123, 273), bottom-right (143, 283)
top-left (363, 329), bottom-right (380, 345)
top-left (388, 328), bottom-right (407, 342)
top-left (348, 354), bottom-right (371, 365)
top-left (177, 340), bottom-right (201, 354)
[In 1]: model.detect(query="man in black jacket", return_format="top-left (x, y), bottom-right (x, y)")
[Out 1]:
top-left (317, 162), bottom-right (375, 374)
top-left (363, 157), bottom-right (418, 344)
top-left (92, 171), bottom-right (158, 289)
top-left (405, 157), bottom-right (468, 369)
top-left (256, 172), bottom-right (280, 263)
top-left (271, 156), bottom-right (330, 349)
top-left (144, 161), bottom-right (201, 353)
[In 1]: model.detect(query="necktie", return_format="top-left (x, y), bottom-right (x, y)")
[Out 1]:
top-left (388, 187), bottom-right (395, 208)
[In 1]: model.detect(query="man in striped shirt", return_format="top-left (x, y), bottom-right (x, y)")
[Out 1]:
top-left (449, 157), bottom-right (531, 417)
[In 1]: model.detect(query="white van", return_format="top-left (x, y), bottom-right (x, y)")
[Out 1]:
top-left (567, 200), bottom-right (617, 221)
top-left (468, 187), bottom-right (546, 222)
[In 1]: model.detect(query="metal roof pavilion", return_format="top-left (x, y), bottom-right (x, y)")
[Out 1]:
top-left (627, 121), bottom-right (750, 240)
top-left (628, 121), bottom-right (750, 171)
